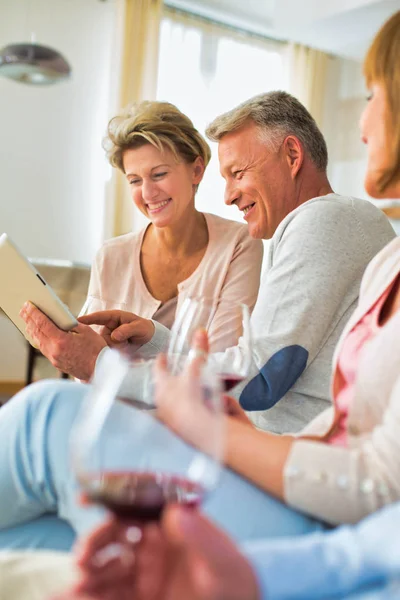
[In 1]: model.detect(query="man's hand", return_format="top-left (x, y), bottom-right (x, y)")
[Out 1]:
top-left (56, 507), bottom-right (260, 600)
top-left (78, 310), bottom-right (155, 349)
top-left (20, 302), bottom-right (107, 381)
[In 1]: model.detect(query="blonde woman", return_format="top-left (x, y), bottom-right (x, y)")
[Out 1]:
top-left (20, 101), bottom-right (263, 381)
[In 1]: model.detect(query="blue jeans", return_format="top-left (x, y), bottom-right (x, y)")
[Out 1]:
top-left (0, 380), bottom-right (323, 550)
top-left (340, 580), bottom-right (400, 600)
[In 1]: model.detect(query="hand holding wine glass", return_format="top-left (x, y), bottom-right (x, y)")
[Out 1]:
top-left (202, 303), bottom-right (253, 393)
top-left (168, 298), bottom-right (253, 394)
top-left (70, 332), bottom-right (223, 528)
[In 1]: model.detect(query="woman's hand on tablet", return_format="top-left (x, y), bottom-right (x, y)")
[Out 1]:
top-left (78, 310), bottom-right (155, 348)
top-left (20, 302), bottom-right (107, 382)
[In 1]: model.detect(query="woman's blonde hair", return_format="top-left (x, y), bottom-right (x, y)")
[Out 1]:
top-left (104, 101), bottom-right (211, 172)
top-left (363, 10), bottom-right (400, 193)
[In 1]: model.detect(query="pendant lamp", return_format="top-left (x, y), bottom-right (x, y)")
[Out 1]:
top-left (0, 41), bottom-right (71, 85)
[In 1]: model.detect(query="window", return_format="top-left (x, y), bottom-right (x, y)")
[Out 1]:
top-left (157, 8), bottom-right (287, 220)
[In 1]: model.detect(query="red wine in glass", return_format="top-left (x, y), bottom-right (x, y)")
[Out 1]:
top-left (80, 472), bottom-right (204, 522)
top-left (219, 373), bottom-right (245, 392)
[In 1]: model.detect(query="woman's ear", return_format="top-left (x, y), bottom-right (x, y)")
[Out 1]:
top-left (192, 156), bottom-right (206, 184)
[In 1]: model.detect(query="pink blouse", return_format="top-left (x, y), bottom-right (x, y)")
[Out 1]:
top-left (328, 282), bottom-right (393, 447)
top-left (82, 213), bottom-right (263, 353)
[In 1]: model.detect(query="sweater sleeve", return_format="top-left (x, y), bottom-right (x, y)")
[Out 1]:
top-left (207, 228), bottom-right (263, 353)
top-left (283, 374), bottom-right (400, 524)
top-left (242, 503), bottom-right (400, 599)
top-left (77, 246), bottom-right (107, 328)
top-left (238, 200), bottom-right (371, 411)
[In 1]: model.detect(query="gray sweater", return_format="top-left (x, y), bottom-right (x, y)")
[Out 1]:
top-left (135, 194), bottom-right (395, 433)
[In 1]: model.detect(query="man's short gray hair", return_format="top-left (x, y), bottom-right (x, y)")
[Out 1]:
top-left (206, 91), bottom-right (328, 171)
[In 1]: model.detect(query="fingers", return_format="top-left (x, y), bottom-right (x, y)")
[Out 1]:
top-left (78, 311), bottom-right (120, 326)
top-left (110, 322), bottom-right (139, 342)
top-left (75, 520), bottom-right (142, 568)
top-left (163, 506), bottom-right (249, 599)
top-left (19, 302), bottom-right (64, 352)
top-left (187, 329), bottom-right (209, 379)
top-left (75, 519), bottom-right (120, 568)
top-left (193, 329), bottom-right (209, 355)
top-left (155, 353), bottom-right (168, 376)
top-left (20, 301), bottom-right (61, 341)
top-left (163, 506), bottom-right (212, 549)
top-left (74, 521), bottom-right (140, 594)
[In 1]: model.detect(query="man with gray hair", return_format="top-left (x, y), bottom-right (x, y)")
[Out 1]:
top-left (135, 90), bottom-right (394, 433)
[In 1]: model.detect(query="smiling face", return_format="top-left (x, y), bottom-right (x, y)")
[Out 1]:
top-left (218, 121), bottom-right (297, 239)
top-left (123, 144), bottom-right (204, 228)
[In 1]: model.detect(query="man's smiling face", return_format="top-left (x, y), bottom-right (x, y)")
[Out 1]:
top-left (218, 120), bottom-right (295, 239)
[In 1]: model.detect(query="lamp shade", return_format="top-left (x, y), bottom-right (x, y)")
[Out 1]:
top-left (0, 43), bottom-right (71, 85)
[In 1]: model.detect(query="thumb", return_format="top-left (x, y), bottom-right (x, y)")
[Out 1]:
top-left (163, 506), bottom-right (222, 555)
top-left (110, 323), bottom-right (136, 342)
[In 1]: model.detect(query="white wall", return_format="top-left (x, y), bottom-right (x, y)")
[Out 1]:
top-left (0, 0), bottom-right (116, 380)
top-left (322, 55), bottom-right (400, 233)
top-left (322, 54), bottom-right (369, 200)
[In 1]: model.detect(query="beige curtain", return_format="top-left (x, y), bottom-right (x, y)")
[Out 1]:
top-left (286, 42), bottom-right (330, 129)
top-left (106, 0), bottom-right (162, 239)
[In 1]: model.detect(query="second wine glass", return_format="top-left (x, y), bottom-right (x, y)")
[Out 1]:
top-left (214, 303), bottom-right (252, 392)
top-left (70, 346), bottom-right (224, 524)
top-left (168, 298), bottom-right (252, 391)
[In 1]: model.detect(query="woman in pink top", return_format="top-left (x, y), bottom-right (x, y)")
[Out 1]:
top-left (19, 101), bottom-right (263, 382)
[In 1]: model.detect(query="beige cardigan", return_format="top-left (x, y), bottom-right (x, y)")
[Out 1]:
top-left (284, 236), bottom-right (400, 525)
top-left (83, 213), bottom-right (263, 353)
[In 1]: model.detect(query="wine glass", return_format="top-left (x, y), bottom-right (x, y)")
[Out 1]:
top-left (167, 296), bottom-right (215, 374)
top-left (70, 345), bottom-right (223, 524)
top-left (169, 298), bottom-right (253, 392)
top-left (212, 303), bottom-right (253, 392)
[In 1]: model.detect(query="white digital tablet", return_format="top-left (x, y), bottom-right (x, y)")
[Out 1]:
top-left (0, 233), bottom-right (78, 344)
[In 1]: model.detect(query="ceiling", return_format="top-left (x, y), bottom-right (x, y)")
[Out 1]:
top-left (166, 0), bottom-right (400, 60)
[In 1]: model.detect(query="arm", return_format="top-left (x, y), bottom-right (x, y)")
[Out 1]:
top-left (222, 373), bottom-right (400, 523)
top-left (235, 201), bottom-right (374, 412)
top-left (19, 302), bottom-right (107, 381)
top-left (154, 330), bottom-right (400, 523)
top-left (282, 376), bottom-right (400, 524)
top-left (206, 229), bottom-right (263, 353)
top-left (153, 338), bottom-right (296, 502)
top-left (243, 502), bottom-right (400, 599)
top-left (78, 246), bottom-right (103, 324)
top-left (224, 418), bottom-right (294, 500)
top-left (17, 248), bottom-right (109, 381)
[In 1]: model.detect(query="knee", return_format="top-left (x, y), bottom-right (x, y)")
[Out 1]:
top-left (10, 380), bottom-right (90, 420)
